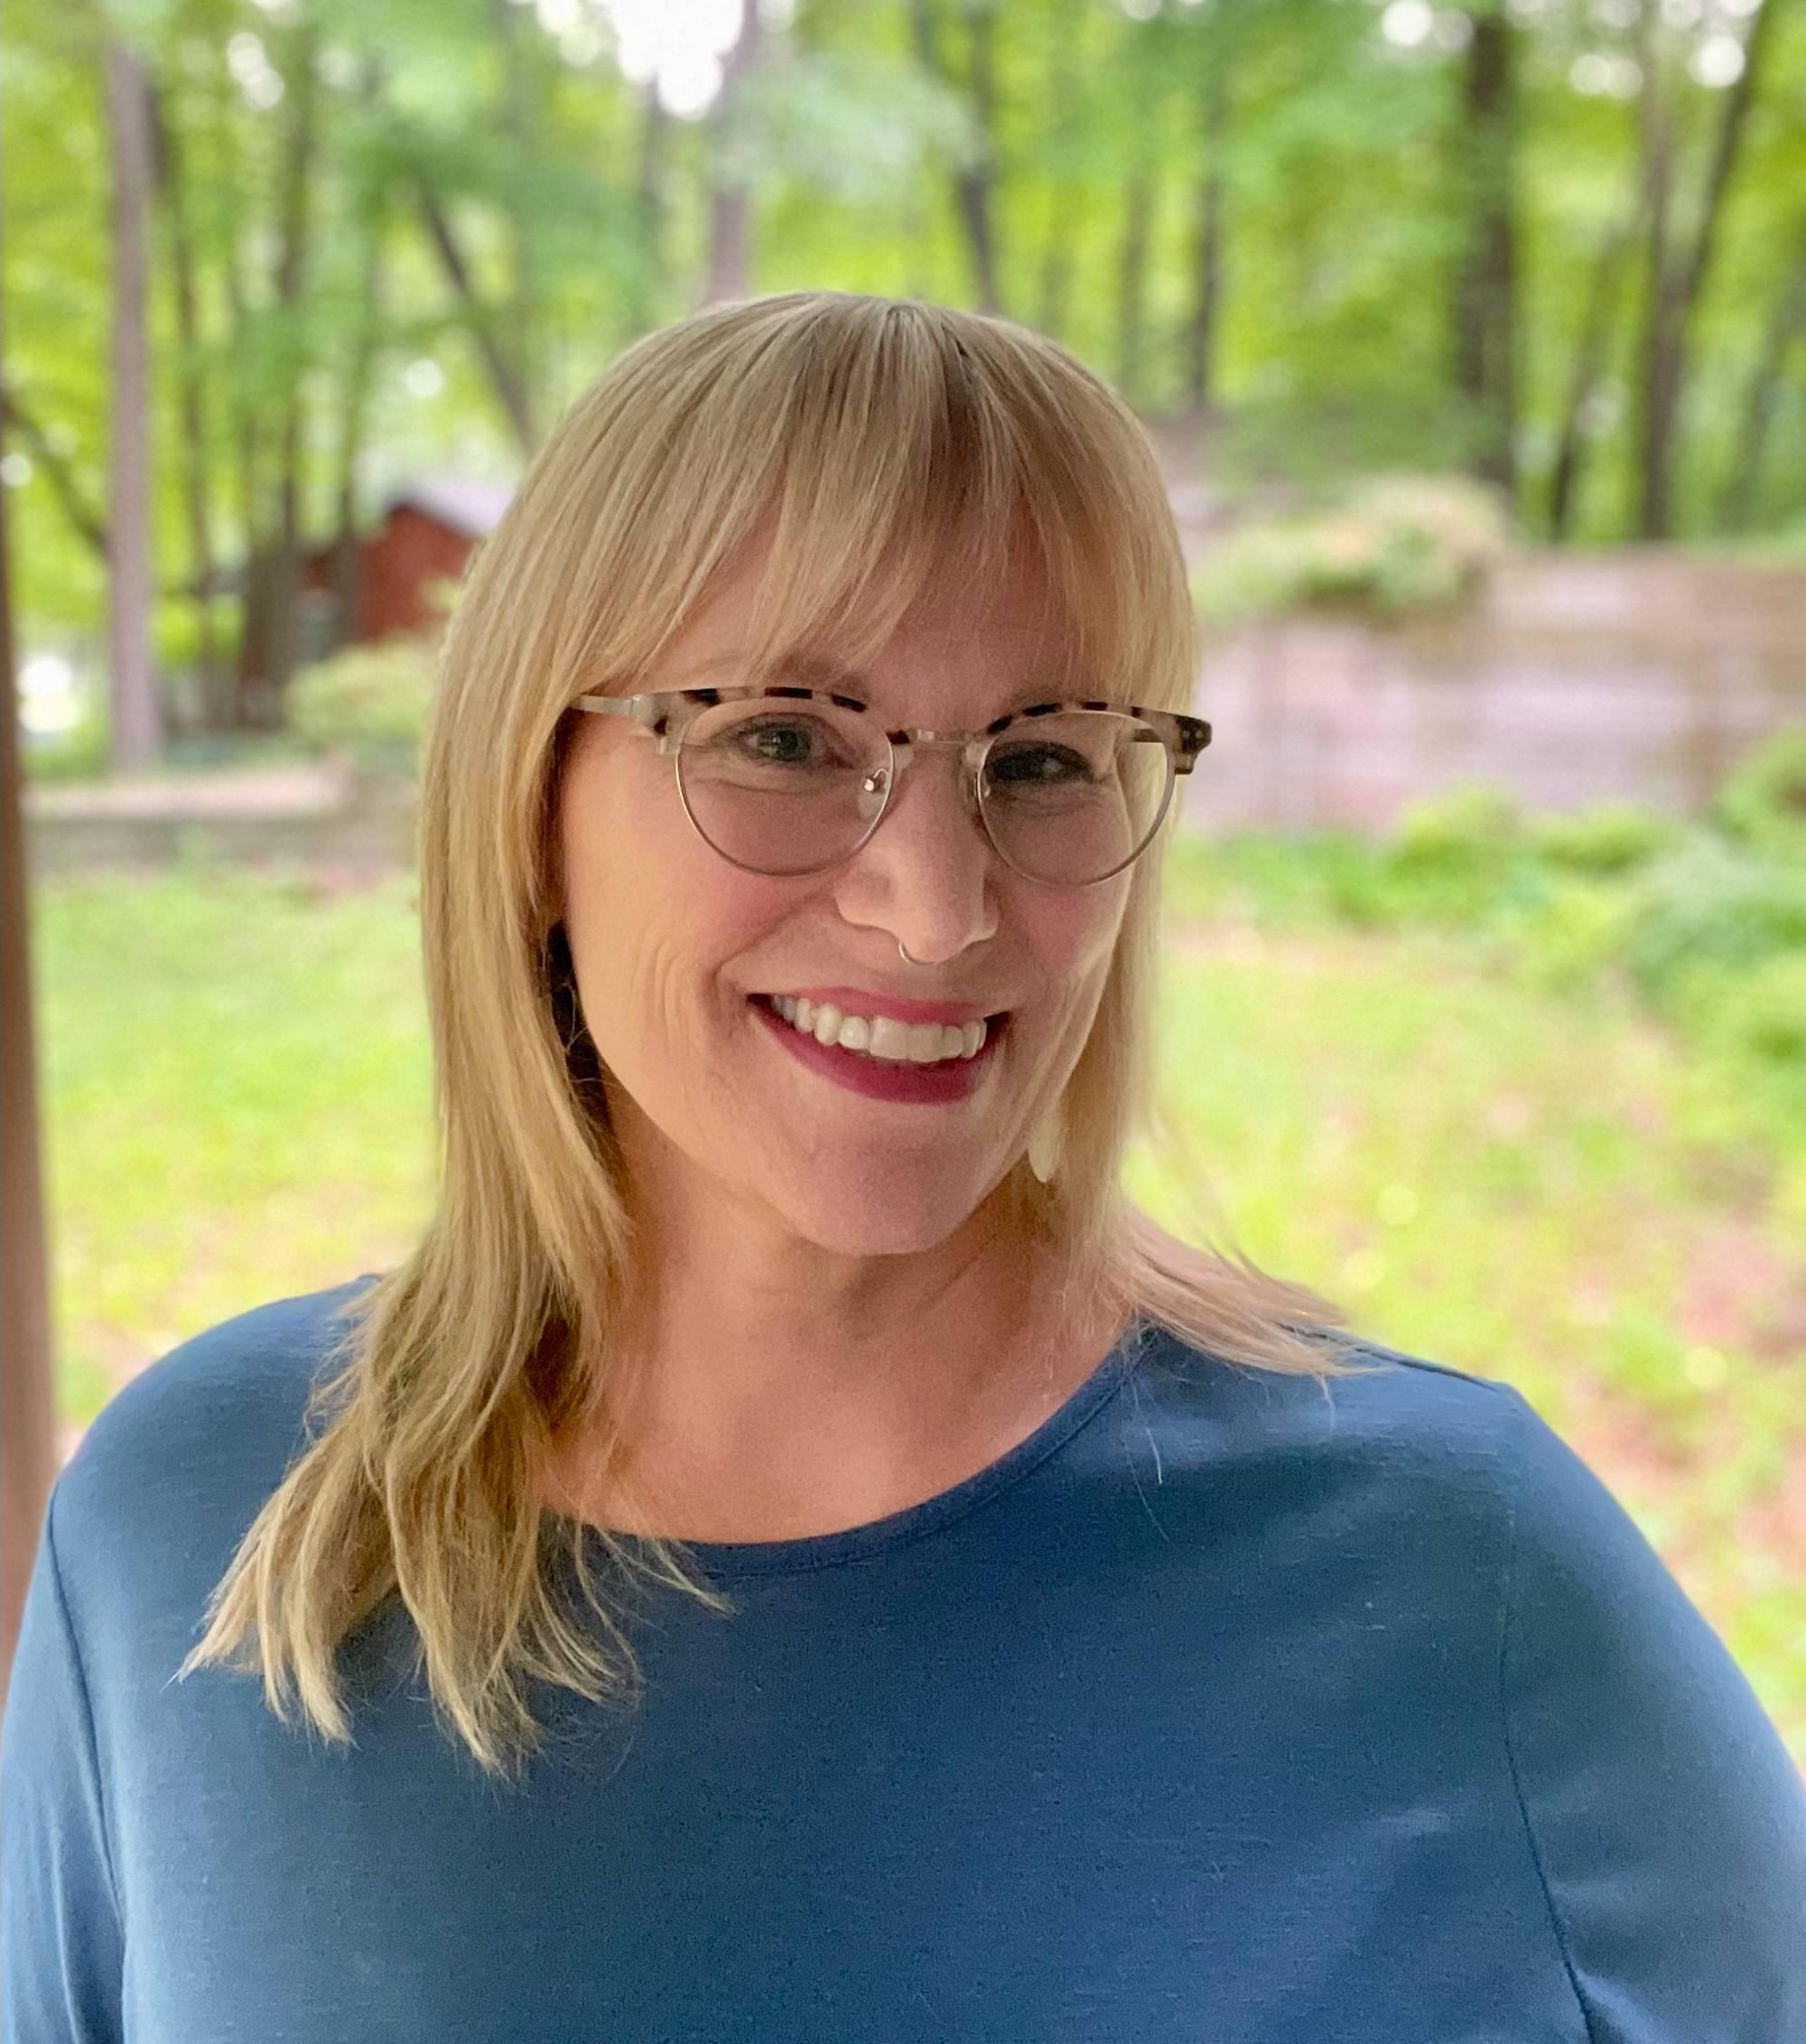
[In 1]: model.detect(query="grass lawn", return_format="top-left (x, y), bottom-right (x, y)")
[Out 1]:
top-left (29, 857), bottom-right (1806, 1768)
top-left (33, 864), bottom-right (435, 1422)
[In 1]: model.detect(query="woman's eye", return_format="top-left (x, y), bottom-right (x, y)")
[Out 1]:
top-left (732, 718), bottom-right (840, 766)
top-left (988, 743), bottom-right (1094, 785)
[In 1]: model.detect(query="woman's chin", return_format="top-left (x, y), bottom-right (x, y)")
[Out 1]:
top-left (771, 1171), bottom-right (999, 1259)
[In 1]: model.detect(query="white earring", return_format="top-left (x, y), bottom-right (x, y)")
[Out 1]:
top-left (1028, 1108), bottom-right (1064, 1186)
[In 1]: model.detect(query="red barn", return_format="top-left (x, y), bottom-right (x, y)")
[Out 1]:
top-left (298, 474), bottom-right (517, 658)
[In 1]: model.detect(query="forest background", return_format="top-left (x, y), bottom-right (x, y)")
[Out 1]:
top-left (5, 0), bottom-right (1804, 755)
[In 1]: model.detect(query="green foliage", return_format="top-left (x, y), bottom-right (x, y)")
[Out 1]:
top-left (1192, 474), bottom-right (1513, 630)
top-left (1168, 785), bottom-right (1553, 932)
top-left (1526, 800), bottom-right (1684, 878)
top-left (7, 0), bottom-right (1806, 680)
top-left (1163, 772), bottom-right (1806, 1136)
top-left (1615, 835), bottom-right (1806, 1011)
top-left (1665, 952), bottom-right (1806, 1074)
top-left (1712, 727), bottom-right (1806, 863)
top-left (1211, 388), bottom-right (1480, 495)
top-left (285, 632), bottom-right (439, 779)
top-left (1362, 785), bottom-right (1546, 928)
top-left (733, 49), bottom-right (977, 203)
top-left (20, 711), bottom-right (111, 785)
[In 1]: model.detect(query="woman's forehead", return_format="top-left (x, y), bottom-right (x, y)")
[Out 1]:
top-left (660, 545), bottom-right (1087, 685)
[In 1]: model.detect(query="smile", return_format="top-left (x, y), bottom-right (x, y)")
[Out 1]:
top-left (748, 996), bottom-right (1009, 1106)
top-left (769, 996), bottom-right (987, 1064)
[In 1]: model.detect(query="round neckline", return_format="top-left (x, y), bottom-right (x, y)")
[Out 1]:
top-left (553, 1318), bottom-right (1150, 1580)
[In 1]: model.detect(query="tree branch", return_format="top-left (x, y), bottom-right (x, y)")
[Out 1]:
top-left (0, 390), bottom-right (108, 557)
top-left (415, 182), bottom-right (536, 453)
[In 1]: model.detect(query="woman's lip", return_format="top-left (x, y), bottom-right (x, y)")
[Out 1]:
top-left (752, 987), bottom-right (1003, 1026)
top-left (749, 995), bottom-right (1003, 1103)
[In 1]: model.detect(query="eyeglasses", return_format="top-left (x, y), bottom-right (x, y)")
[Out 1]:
top-left (572, 683), bottom-right (1212, 887)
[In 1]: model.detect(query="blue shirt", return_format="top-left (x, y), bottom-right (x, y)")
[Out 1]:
top-left (5, 1276), bottom-right (1804, 2042)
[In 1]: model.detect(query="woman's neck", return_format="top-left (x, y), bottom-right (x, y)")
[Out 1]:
top-left (538, 1209), bottom-right (1124, 1545)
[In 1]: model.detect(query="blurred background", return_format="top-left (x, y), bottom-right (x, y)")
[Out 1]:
top-left (2, 0), bottom-right (1802, 1758)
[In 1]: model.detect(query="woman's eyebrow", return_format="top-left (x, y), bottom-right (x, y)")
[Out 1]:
top-left (761, 651), bottom-right (868, 693)
top-left (752, 652), bottom-right (1094, 715)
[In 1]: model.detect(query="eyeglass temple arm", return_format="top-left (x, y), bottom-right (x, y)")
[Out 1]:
top-left (573, 693), bottom-right (661, 727)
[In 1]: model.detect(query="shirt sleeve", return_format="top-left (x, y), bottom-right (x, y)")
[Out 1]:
top-left (1498, 1386), bottom-right (1806, 2040)
top-left (0, 1488), bottom-right (126, 2044)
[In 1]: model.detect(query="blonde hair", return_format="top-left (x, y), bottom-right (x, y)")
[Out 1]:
top-left (182, 293), bottom-right (1378, 1779)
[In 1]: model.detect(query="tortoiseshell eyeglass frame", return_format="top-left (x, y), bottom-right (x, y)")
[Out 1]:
top-left (568, 684), bottom-right (1214, 884)
top-left (572, 683), bottom-right (1210, 768)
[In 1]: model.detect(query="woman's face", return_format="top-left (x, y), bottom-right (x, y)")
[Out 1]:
top-left (554, 547), bottom-right (1133, 1258)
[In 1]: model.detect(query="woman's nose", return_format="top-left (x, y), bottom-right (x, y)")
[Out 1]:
top-left (833, 746), bottom-right (999, 965)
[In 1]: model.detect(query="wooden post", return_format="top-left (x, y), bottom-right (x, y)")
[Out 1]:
top-left (0, 383), bottom-right (57, 1707)
top-left (104, 38), bottom-right (163, 768)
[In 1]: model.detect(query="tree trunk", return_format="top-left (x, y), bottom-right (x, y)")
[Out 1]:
top-left (263, 24), bottom-right (321, 713)
top-left (908, 0), bottom-right (1002, 314)
top-left (1632, 0), bottom-right (1679, 537)
top-left (1718, 225), bottom-right (1806, 531)
top-left (229, 30), bottom-right (322, 723)
top-left (1033, 0), bottom-right (1084, 341)
top-left (105, 39), bottom-right (162, 770)
top-left (492, 0), bottom-right (540, 407)
top-left (1634, 0), bottom-right (1781, 537)
top-left (151, 81), bottom-right (228, 733)
top-left (0, 274), bottom-right (58, 1713)
top-left (630, 80), bottom-right (670, 334)
top-left (954, 0), bottom-right (1001, 314)
top-left (329, 58), bottom-right (387, 649)
top-left (227, 263), bottom-right (265, 727)
top-left (1115, 169), bottom-right (1154, 406)
top-left (331, 212), bottom-right (386, 651)
top-left (1451, 0), bottom-right (1519, 503)
top-left (1547, 201), bottom-right (1638, 542)
top-left (1184, 48), bottom-right (1230, 415)
top-left (702, 0), bottom-right (764, 306)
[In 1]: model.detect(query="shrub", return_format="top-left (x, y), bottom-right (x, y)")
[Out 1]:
top-left (1527, 800), bottom-right (1682, 878)
top-left (1665, 952), bottom-right (1806, 1072)
top-left (1615, 835), bottom-right (1806, 1011)
top-left (286, 634), bottom-right (440, 781)
top-left (20, 712), bottom-right (110, 785)
top-left (1510, 876), bottom-right (1642, 997)
top-left (1659, 952), bottom-right (1806, 1176)
top-left (1712, 726), bottom-right (1806, 863)
top-left (1369, 784), bottom-right (1550, 927)
top-left (1191, 472), bottom-right (1512, 631)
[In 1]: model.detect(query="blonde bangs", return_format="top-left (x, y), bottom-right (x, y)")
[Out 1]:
top-left (721, 301), bottom-right (1193, 709)
top-left (497, 294), bottom-right (1191, 720)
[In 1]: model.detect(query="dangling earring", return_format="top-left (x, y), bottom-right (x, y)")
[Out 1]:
top-left (1028, 1105), bottom-right (1064, 1186)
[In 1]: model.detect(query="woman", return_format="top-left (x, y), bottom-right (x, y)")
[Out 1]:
top-left (5, 293), bottom-right (1803, 2042)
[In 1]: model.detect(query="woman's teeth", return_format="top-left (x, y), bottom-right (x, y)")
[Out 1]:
top-left (768, 996), bottom-right (988, 1065)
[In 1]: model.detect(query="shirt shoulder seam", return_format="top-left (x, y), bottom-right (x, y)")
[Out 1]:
top-left (1494, 1386), bottom-right (1602, 2044)
top-left (43, 1486), bottom-right (128, 1945)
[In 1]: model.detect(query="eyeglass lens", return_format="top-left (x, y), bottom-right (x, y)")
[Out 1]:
top-left (673, 698), bottom-right (1174, 884)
